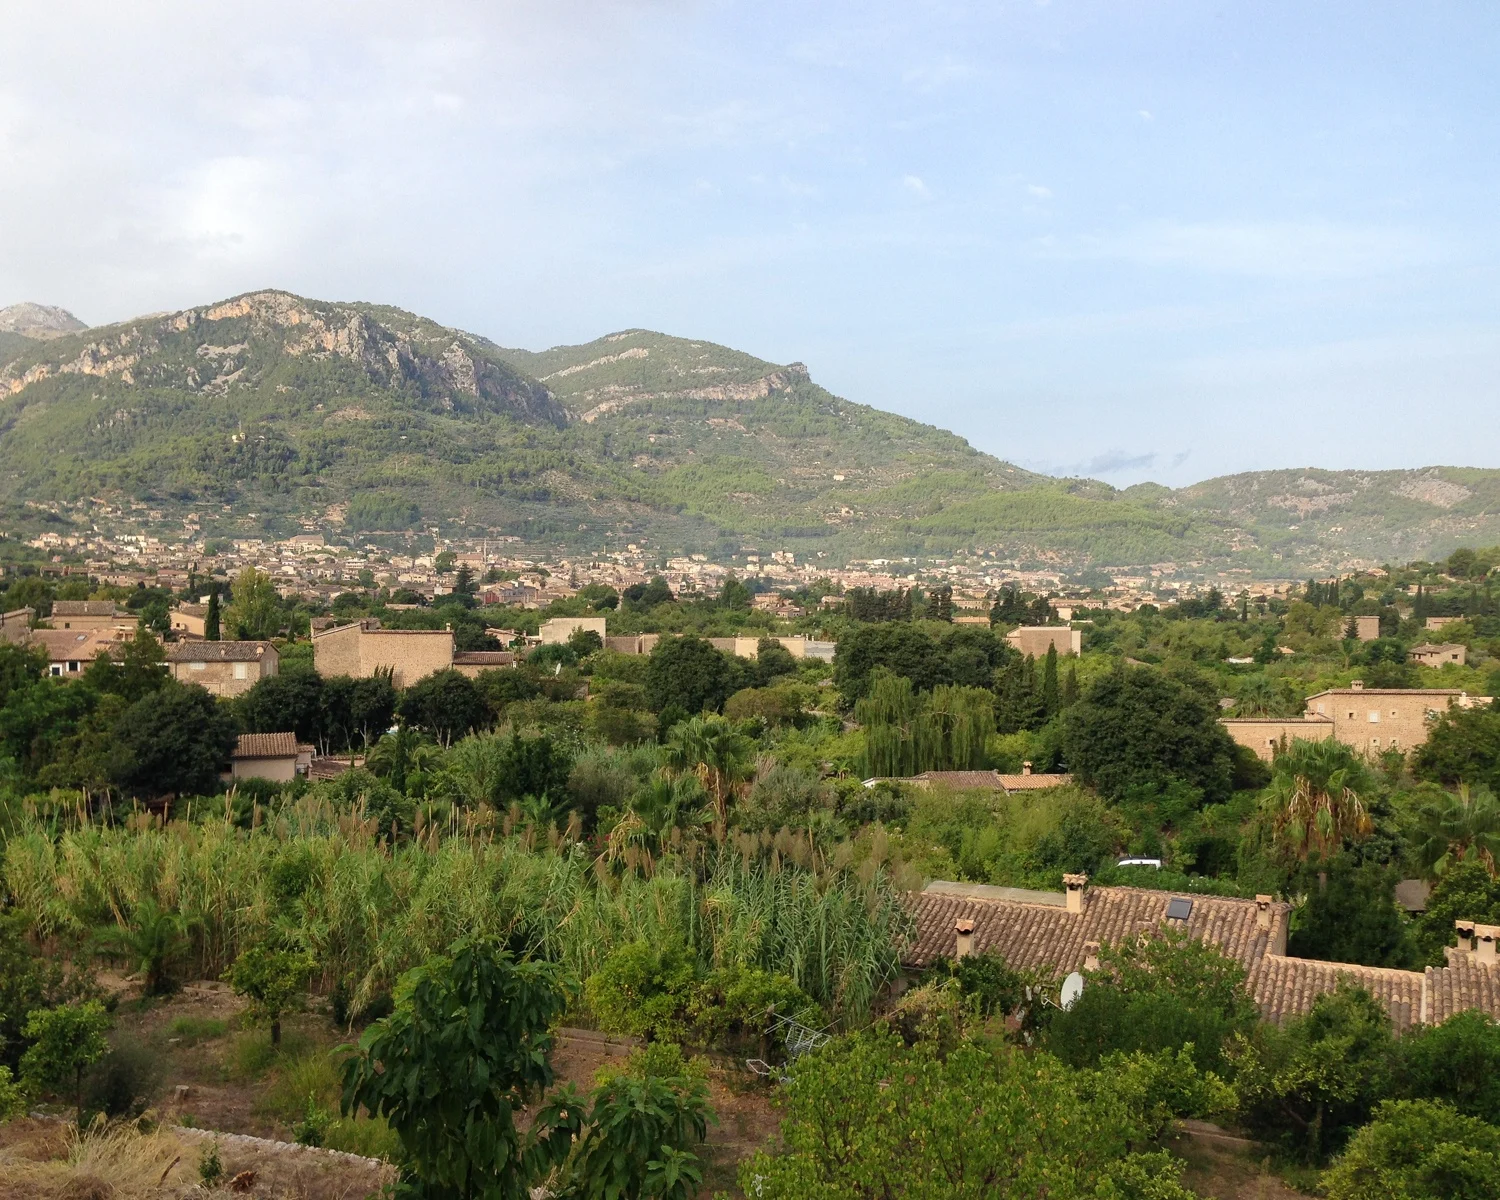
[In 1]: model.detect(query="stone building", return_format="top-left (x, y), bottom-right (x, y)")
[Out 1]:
top-left (1304, 682), bottom-right (1483, 755)
top-left (0, 607), bottom-right (34, 644)
top-left (171, 603), bottom-right (209, 638)
top-left (49, 600), bottom-right (137, 633)
top-left (1220, 715), bottom-right (1335, 762)
top-left (312, 619), bottom-right (454, 688)
top-left (31, 629), bottom-right (123, 677)
top-left (225, 732), bottom-right (309, 782)
top-left (1005, 626), bottom-right (1082, 658)
top-left (906, 876), bottom-right (1500, 1032)
top-left (1352, 615), bottom-right (1381, 642)
top-left (1409, 642), bottom-right (1467, 667)
top-left (539, 617), bottom-right (607, 645)
top-left (165, 641), bottom-right (279, 698)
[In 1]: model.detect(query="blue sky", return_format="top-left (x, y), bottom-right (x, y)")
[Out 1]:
top-left (3, 1), bottom-right (1497, 486)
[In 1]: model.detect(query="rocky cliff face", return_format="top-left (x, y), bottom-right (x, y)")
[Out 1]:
top-left (0, 291), bottom-right (565, 425)
top-left (0, 302), bottom-right (87, 339)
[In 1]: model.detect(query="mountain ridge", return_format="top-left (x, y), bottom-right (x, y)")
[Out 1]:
top-left (0, 288), bottom-right (1495, 572)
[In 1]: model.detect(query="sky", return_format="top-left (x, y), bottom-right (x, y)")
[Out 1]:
top-left (2, 1), bottom-right (1498, 487)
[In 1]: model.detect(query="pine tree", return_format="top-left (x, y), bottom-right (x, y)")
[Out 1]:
top-left (1041, 645), bottom-right (1059, 716)
top-left (204, 591), bottom-right (220, 641)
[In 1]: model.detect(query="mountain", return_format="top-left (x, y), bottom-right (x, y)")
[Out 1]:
top-left (0, 302), bottom-right (87, 340)
top-left (0, 288), bottom-right (1493, 572)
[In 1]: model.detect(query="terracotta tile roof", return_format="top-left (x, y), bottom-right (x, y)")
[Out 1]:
top-left (28, 629), bottom-right (121, 661)
top-left (1425, 955), bottom-right (1500, 1026)
top-left (307, 757), bottom-right (350, 780)
top-left (997, 772), bottom-right (1073, 791)
top-left (165, 640), bottom-right (277, 662)
top-left (452, 651), bottom-right (516, 666)
top-left (917, 770), bottom-right (1005, 790)
top-left (905, 883), bottom-right (1289, 978)
top-left (1247, 955), bottom-right (1426, 1033)
top-left (232, 732), bottom-right (299, 759)
top-left (51, 600), bottom-right (120, 617)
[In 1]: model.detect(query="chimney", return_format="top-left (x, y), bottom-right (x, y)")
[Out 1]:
top-left (954, 917), bottom-right (975, 960)
top-left (1255, 895), bottom-right (1274, 933)
top-left (1350, 680), bottom-right (1364, 690)
top-left (1083, 940), bottom-right (1100, 971)
top-left (1477, 924), bottom-right (1499, 968)
top-left (1455, 920), bottom-right (1476, 955)
top-left (1063, 873), bottom-right (1088, 915)
top-left (1022, 761), bottom-right (1033, 776)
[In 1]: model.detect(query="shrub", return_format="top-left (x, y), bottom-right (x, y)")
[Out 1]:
top-left (919, 950), bottom-right (1026, 1019)
top-left (81, 1037), bottom-right (163, 1120)
top-left (1393, 1009), bottom-right (1500, 1123)
top-left (1322, 1099), bottom-right (1500, 1200)
top-left (585, 942), bottom-right (699, 1043)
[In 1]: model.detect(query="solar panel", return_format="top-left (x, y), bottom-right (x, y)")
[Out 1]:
top-left (1165, 897), bottom-right (1193, 921)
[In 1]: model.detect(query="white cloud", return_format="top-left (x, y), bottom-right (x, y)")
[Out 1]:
top-left (902, 174), bottom-right (930, 198)
top-left (1026, 184), bottom-right (1052, 199)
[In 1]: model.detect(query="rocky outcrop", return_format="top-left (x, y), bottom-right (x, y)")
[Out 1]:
top-left (0, 290), bottom-right (566, 425)
top-left (0, 302), bottom-right (87, 339)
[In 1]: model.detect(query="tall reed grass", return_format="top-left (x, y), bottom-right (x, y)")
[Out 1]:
top-left (3, 796), bottom-right (912, 1025)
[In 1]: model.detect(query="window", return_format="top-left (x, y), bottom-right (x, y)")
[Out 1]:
top-left (1391, 710), bottom-right (1398, 718)
top-left (190, 661), bottom-right (206, 671)
top-left (233, 663), bottom-right (248, 680)
top-left (49, 664), bottom-right (61, 676)
top-left (1368, 711), bottom-right (1380, 723)
top-left (67, 661), bottom-right (80, 673)
top-left (1347, 711), bottom-right (1356, 719)
top-left (1166, 897), bottom-right (1194, 921)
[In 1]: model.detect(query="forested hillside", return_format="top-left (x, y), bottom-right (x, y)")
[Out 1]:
top-left (0, 289), bottom-right (1496, 571)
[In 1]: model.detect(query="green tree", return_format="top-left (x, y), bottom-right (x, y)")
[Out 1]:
top-left (1413, 861), bottom-right (1500, 964)
top-left (662, 715), bottom-right (753, 834)
top-left (399, 669), bottom-right (487, 746)
top-left (1286, 858), bottom-right (1416, 969)
top-left (225, 944), bottom-right (315, 1048)
top-left (0, 641), bottom-right (46, 707)
top-left (1040, 644), bottom-right (1059, 716)
top-left (204, 590), bottom-right (221, 641)
top-left (222, 567), bottom-right (282, 640)
top-left (1413, 704), bottom-right (1500, 792)
top-left (1412, 783), bottom-right (1500, 878)
top-left (1322, 1099), bottom-right (1500, 1200)
top-left (1060, 666), bottom-right (1236, 804)
top-left (1045, 928), bottom-right (1259, 1074)
top-left (340, 938), bottom-right (580, 1200)
top-left (239, 670), bottom-right (326, 746)
top-left (1394, 1010), bottom-right (1500, 1124)
top-left (20, 1001), bottom-right (110, 1117)
top-left (81, 626), bottom-right (168, 703)
top-left (645, 636), bottom-right (735, 716)
top-left (0, 911), bottom-right (63, 1073)
top-left (738, 1032), bottom-right (1196, 1199)
top-left (110, 679), bottom-right (239, 797)
top-left (1237, 984), bottom-right (1396, 1162)
top-left (1264, 739), bottom-right (1375, 863)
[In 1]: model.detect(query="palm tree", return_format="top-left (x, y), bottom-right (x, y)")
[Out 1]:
top-left (662, 715), bottom-right (754, 837)
top-left (1234, 674), bottom-right (1299, 718)
top-left (1264, 738), bottom-right (1375, 862)
top-left (95, 898), bottom-right (191, 995)
top-left (605, 773), bottom-right (710, 875)
top-left (1414, 783), bottom-right (1500, 878)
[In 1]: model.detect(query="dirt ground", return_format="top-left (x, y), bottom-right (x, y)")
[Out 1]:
top-left (1, 980), bottom-right (782, 1198)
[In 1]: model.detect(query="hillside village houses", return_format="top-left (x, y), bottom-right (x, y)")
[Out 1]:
top-left (165, 640), bottom-right (279, 698)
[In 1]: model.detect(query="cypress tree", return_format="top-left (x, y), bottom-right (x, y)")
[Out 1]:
top-left (1041, 645), bottom-right (1059, 716)
top-left (1062, 664), bottom-right (1080, 708)
top-left (204, 591), bottom-right (221, 641)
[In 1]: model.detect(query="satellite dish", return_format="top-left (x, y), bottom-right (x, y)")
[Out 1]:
top-left (1060, 971), bottom-right (1085, 1011)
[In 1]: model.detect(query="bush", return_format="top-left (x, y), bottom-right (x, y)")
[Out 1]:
top-left (81, 1037), bottom-right (163, 1120)
top-left (1236, 983), bottom-right (1396, 1162)
top-left (1393, 1009), bottom-right (1500, 1123)
top-left (919, 950), bottom-right (1025, 1019)
top-left (1322, 1099), bottom-right (1500, 1200)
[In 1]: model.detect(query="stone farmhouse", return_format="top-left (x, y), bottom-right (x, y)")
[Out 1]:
top-left (165, 641), bottom-right (279, 698)
top-left (1409, 642), bottom-right (1467, 667)
top-left (170, 602), bottom-right (209, 639)
top-left (49, 600), bottom-right (137, 633)
top-left (1005, 626), bottom-right (1082, 658)
top-left (906, 876), bottom-right (1500, 1032)
top-left (1222, 680), bottom-right (1490, 760)
top-left (312, 619), bottom-right (511, 686)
